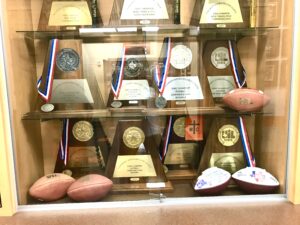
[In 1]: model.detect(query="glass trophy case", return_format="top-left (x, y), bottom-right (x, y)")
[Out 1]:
top-left (0, 0), bottom-right (298, 211)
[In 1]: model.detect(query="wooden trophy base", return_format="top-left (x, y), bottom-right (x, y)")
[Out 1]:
top-left (198, 117), bottom-right (246, 175)
top-left (190, 0), bottom-right (251, 28)
top-left (38, 0), bottom-right (96, 31)
top-left (105, 119), bottom-right (173, 193)
top-left (109, 0), bottom-right (175, 26)
top-left (54, 118), bottom-right (110, 178)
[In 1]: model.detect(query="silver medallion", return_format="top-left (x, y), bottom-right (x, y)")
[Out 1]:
top-left (56, 48), bottom-right (80, 72)
top-left (124, 57), bottom-right (143, 78)
top-left (40, 103), bottom-right (54, 112)
top-left (62, 169), bottom-right (73, 177)
top-left (170, 44), bottom-right (193, 70)
top-left (155, 96), bottom-right (167, 108)
top-left (111, 100), bottom-right (122, 108)
top-left (211, 47), bottom-right (230, 70)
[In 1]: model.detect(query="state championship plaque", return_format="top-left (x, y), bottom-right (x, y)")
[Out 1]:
top-left (105, 119), bottom-right (173, 193)
top-left (109, 0), bottom-right (174, 25)
top-left (37, 39), bottom-right (102, 111)
top-left (107, 45), bottom-right (153, 109)
top-left (190, 0), bottom-right (251, 28)
top-left (54, 119), bottom-right (110, 178)
top-left (203, 40), bottom-right (247, 104)
top-left (198, 117), bottom-right (248, 174)
top-left (160, 115), bottom-right (205, 180)
top-left (153, 37), bottom-right (214, 109)
top-left (38, 0), bottom-right (100, 31)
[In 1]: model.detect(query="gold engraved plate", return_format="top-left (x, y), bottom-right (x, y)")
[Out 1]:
top-left (170, 45), bottom-right (193, 70)
top-left (164, 143), bottom-right (198, 165)
top-left (210, 152), bottom-right (244, 174)
top-left (48, 1), bottom-right (92, 26)
top-left (211, 47), bottom-right (230, 69)
top-left (123, 127), bottom-right (145, 149)
top-left (200, 0), bottom-right (243, 25)
top-left (72, 121), bottom-right (94, 142)
top-left (113, 155), bottom-right (157, 178)
top-left (218, 124), bottom-right (240, 147)
top-left (173, 117), bottom-right (186, 138)
top-left (68, 147), bottom-right (98, 168)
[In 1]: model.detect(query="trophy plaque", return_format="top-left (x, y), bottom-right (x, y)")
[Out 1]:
top-left (54, 118), bottom-right (110, 178)
top-left (198, 117), bottom-right (246, 175)
top-left (37, 39), bottom-right (103, 111)
top-left (153, 37), bottom-right (214, 109)
top-left (38, 0), bottom-right (101, 31)
top-left (107, 45), bottom-right (153, 109)
top-left (190, 0), bottom-right (251, 28)
top-left (105, 119), bottom-right (173, 193)
top-left (203, 40), bottom-right (246, 104)
top-left (109, 0), bottom-right (174, 26)
top-left (160, 115), bottom-right (205, 180)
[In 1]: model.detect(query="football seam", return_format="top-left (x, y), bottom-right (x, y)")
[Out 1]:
top-left (68, 182), bottom-right (112, 193)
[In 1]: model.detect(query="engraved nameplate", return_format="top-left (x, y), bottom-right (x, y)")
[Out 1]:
top-left (120, 0), bottom-right (169, 20)
top-left (208, 76), bottom-right (235, 98)
top-left (162, 76), bottom-right (204, 101)
top-left (113, 155), bottom-right (157, 178)
top-left (200, 0), bottom-right (243, 24)
top-left (164, 143), bottom-right (198, 165)
top-left (209, 152), bottom-right (245, 174)
top-left (48, 1), bottom-right (92, 26)
top-left (116, 80), bottom-right (151, 100)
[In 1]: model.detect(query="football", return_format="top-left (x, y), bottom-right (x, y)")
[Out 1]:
top-left (232, 167), bottom-right (279, 194)
top-left (194, 167), bottom-right (231, 195)
top-left (29, 173), bottom-right (75, 202)
top-left (67, 174), bottom-right (113, 202)
top-left (223, 88), bottom-right (270, 112)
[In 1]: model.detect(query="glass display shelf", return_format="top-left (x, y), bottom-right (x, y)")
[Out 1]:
top-left (22, 107), bottom-right (268, 120)
top-left (16, 25), bottom-right (277, 40)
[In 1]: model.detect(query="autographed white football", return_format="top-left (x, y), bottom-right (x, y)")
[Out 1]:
top-left (232, 167), bottom-right (279, 194)
top-left (194, 167), bottom-right (231, 195)
top-left (223, 88), bottom-right (270, 112)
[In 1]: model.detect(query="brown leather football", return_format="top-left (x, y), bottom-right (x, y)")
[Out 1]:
top-left (67, 174), bottom-right (113, 202)
top-left (29, 173), bottom-right (75, 202)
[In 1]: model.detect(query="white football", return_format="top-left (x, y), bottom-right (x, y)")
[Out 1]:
top-left (194, 167), bottom-right (231, 195)
top-left (232, 167), bottom-right (279, 194)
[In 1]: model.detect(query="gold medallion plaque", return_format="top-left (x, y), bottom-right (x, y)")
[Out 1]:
top-left (72, 120), bottom-right (94, 142)
top-left (173, 117), bottom-right (186, 138)
top-left (123, 127), bottom-right (145, 149)
top-left (218, 124), bottom-right (240, 147)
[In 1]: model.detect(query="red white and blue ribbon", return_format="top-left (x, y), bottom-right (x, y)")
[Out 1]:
top-left (238, 117), bottom-right (256, 167)
top-left (228, 40), bottom-right (256, 167)
top-left (37, 39), bottom-right (58, 102)
top-left (111, 46), bottom-right (126, 98)
top-left (160, 116), bottom-right (173, 162)
top-left (228, 40), bottom-right (246, 88)
top-left (154, 37), bottom-right (171, 96)
top-left (59, 119), bottom-right (69, 166)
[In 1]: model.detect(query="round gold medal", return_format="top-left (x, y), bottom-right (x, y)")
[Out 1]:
top-left (173, 117), bottom-right (186, 138)
top-left (218, 125), bottom-right (240, 147)
top-left (72, 121), bottom-right (94, 142)
top-left (123, 127), bottom-right (145, 149)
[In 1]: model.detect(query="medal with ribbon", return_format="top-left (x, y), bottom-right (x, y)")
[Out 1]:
top-left (37, 39), bottom-right (59, 102)
top-left (154, 37), bottom-right (171, 97)
top-left (228, 40), bottom-right (256, 167)
top-left (59, 119), bottom-right (69, 166)
top-left (111, 46), bottom-right (126, 99)
top-left (160, 116), bottom-right (173, 162)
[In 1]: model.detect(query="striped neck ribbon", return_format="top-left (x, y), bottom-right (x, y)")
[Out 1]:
top-left (59, 119), bottom-right (69, 166)
top-left (154, 37), bottom-right (171, 96)
top-left (111, 46), bottom-right (126, 98)
top-left (37, 39), bottom-right (58, 102)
